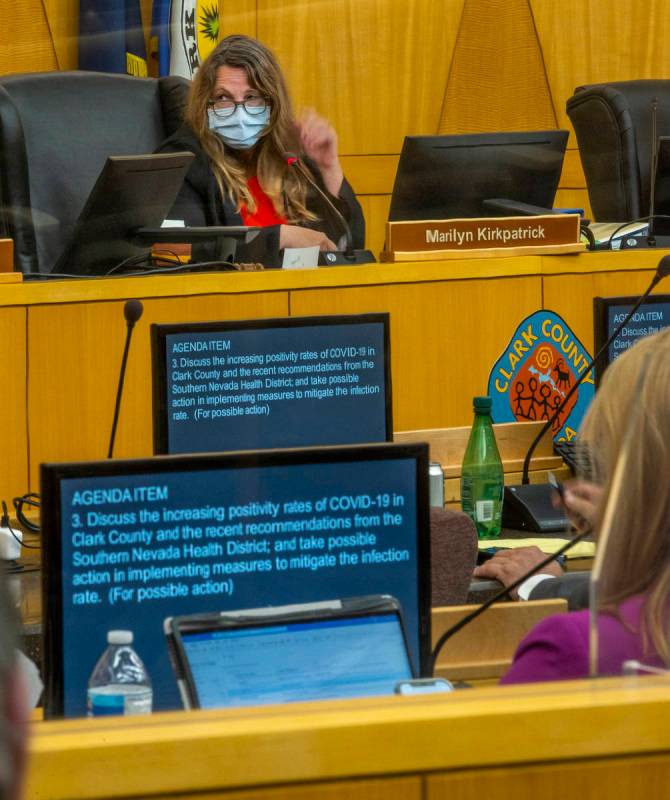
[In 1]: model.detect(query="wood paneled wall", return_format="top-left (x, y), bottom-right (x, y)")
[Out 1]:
top-left (2, 0), bottom-right (670, 249)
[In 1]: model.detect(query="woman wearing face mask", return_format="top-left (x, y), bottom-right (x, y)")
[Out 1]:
top-left (157, 34), bottom-right (365, 267)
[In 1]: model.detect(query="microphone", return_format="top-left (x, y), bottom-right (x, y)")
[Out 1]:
top-left (284, 152), bottom-right (375, 266)
top-left (648, 98), bottom-right (659, 248)
top-left (108, 299), bottom-right (144, 459)
top-left (502, 255), bottom-right (670, 532)
top-left (430, 528), bottom-right (591, 675)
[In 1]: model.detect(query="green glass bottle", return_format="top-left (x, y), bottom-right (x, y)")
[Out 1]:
top-left (460, 396), bottom-right (504, 539)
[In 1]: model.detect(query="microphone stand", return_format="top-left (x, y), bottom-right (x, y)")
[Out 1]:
top-left (285, 153), bottom-right (376, 265)
top-left (108, 300), bottom-right (143, 459)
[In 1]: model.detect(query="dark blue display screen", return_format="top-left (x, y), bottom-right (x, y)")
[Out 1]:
top-left (164, 321), bottom-right (389, 453)
top-left (606, 301), bottom-right (670, 365)
top-left (57, 456), bottom-right (421, 717)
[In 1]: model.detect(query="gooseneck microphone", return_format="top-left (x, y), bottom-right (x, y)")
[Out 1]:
top-left (284, 153), bottom-right (375, 265)
top-left (430, 527), bottom-right (592, 675)
top-left (108, 299), bottom-right (144, 459)
top-left (503, 255), bottom-right (670, 531)
top-left (285, 152), bottom-right (353, 255)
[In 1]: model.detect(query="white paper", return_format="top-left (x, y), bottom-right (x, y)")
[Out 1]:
top-left (282, 246), bottom-right (320, 269)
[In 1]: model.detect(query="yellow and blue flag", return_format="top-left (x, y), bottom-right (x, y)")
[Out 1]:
top-left (79, 0), bottom-right (148, 76)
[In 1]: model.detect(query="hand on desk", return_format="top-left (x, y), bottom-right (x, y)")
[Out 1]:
top-left (472, 546), bottom-right (564, 599)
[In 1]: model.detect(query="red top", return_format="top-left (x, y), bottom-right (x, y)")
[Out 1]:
top-left (240, 176), bottom-right (287, 226)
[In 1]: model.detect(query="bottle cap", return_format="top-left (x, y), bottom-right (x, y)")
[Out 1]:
top-left (473, 396), bottom-right (492, 412)
top-left (107, 630), bottom-right (133, 645)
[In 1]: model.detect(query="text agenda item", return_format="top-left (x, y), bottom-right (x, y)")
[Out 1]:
top-left (40, 441), bottom-right (431, 718)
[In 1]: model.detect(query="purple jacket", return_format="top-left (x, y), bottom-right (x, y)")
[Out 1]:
top-left (501, 595), bottom-right (664, 684)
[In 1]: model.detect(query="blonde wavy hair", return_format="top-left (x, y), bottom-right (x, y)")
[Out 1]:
top-left (579, 325), bottom-right (670, 663)
top-left (185, 34), bottom-right (314, 221)
top-left (0, 571), bottom-right (19, 800)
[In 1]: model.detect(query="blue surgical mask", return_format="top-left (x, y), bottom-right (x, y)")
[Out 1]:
top-left (208, 106), bottom-right (270, 150)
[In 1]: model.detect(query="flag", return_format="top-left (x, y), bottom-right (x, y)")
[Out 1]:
top-left (150, 0), bottom-right (220, 79)
top-left (149, 0), bottom-right (171, 77)
top-left (79, 0), bottom-right (148, 76)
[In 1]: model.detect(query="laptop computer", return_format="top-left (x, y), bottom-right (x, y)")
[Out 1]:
top-left (164, 595), bottom-right (415, 710)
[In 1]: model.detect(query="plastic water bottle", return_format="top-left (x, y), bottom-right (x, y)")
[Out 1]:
top-left (87, 630), bottom-right (152, 717)
top-left (461, 396), bottom-right (504, 539)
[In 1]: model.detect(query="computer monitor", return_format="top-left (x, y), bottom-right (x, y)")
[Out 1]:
top-left (652, 136), bottom-right (670, 237)
top-left (41, 441), bottom-right (430, 718)
top-left (388, 130), bottom-right (568, 222)
top-left (52, 152), bottom-right (195, 276)
top-left (593, 294), bottom-right (670, 385)
top-left (151, 313), bottom-right (393, 454)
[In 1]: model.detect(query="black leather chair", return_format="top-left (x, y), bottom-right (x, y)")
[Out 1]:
top-left (566, 80), bottom-right (670, 222)
top-left (0, 71), bottom-right (190, 274)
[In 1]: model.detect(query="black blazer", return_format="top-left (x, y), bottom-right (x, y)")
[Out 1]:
top-left (529, 571), bottom-right (590, 611)
top-left (157, 124), bottom-right (365, 267)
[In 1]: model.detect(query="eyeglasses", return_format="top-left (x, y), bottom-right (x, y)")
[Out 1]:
top-left (209, 96), bottom-right (269, 118)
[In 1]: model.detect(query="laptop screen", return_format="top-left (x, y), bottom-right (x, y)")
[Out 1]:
top-left (181, 611), bottom-right (413, 708)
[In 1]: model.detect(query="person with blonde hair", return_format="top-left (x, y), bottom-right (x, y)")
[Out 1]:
top-left (0, 572), bottom-right (28, 800)
top-left (502, 326), bottom-right (670, 683)
top-left (158, 34), bottom-right (364, 267)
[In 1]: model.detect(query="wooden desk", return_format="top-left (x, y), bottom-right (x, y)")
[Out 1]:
top-left (0, 248), bottom-right (665, 503)
top-left (25, 675), bottom-right (670, 800)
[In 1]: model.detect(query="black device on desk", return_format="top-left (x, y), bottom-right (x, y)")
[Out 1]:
top-left (50, 152), bottom-right (258, 276)
top-left (41, 441), bottom-right (431, 718)
top-left (151, 313), bottom-right (392, 455)
top-left (165, 594), bottom-right (414, 710)
top-left (388, 130), bottom-right (568, 222)
top-left (651, 136), bottom-right (670, 238)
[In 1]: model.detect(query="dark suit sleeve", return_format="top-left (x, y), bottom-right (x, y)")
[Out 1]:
top-left (337, 178), bottom-right (365, 249)
top-left (528, 572), bottom-right (590, 611)
top-left (302, 158), bottom-right (366, 249)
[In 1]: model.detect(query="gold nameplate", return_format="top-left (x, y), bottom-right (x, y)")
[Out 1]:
top-left (382, 214), bottom-right (584, 261)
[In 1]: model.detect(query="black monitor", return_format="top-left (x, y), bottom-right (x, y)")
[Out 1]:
top-left (151, 313), bottom-right (393, 455)
top-left (388, 130), bottom-right (569, 222)
top-left (653, 136), bottom-right (670, 237)
top-left (41, 441), bottom-right (431, 718)
top-left (593, 294), bottom-right (670, 385)
top-left (52, 152), bottom-right (195, 276)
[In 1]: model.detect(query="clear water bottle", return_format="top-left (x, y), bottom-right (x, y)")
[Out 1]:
top-left (461, 396), bottom-right (504, 539)
top-left (87, 630), bottom-right (152, 717)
